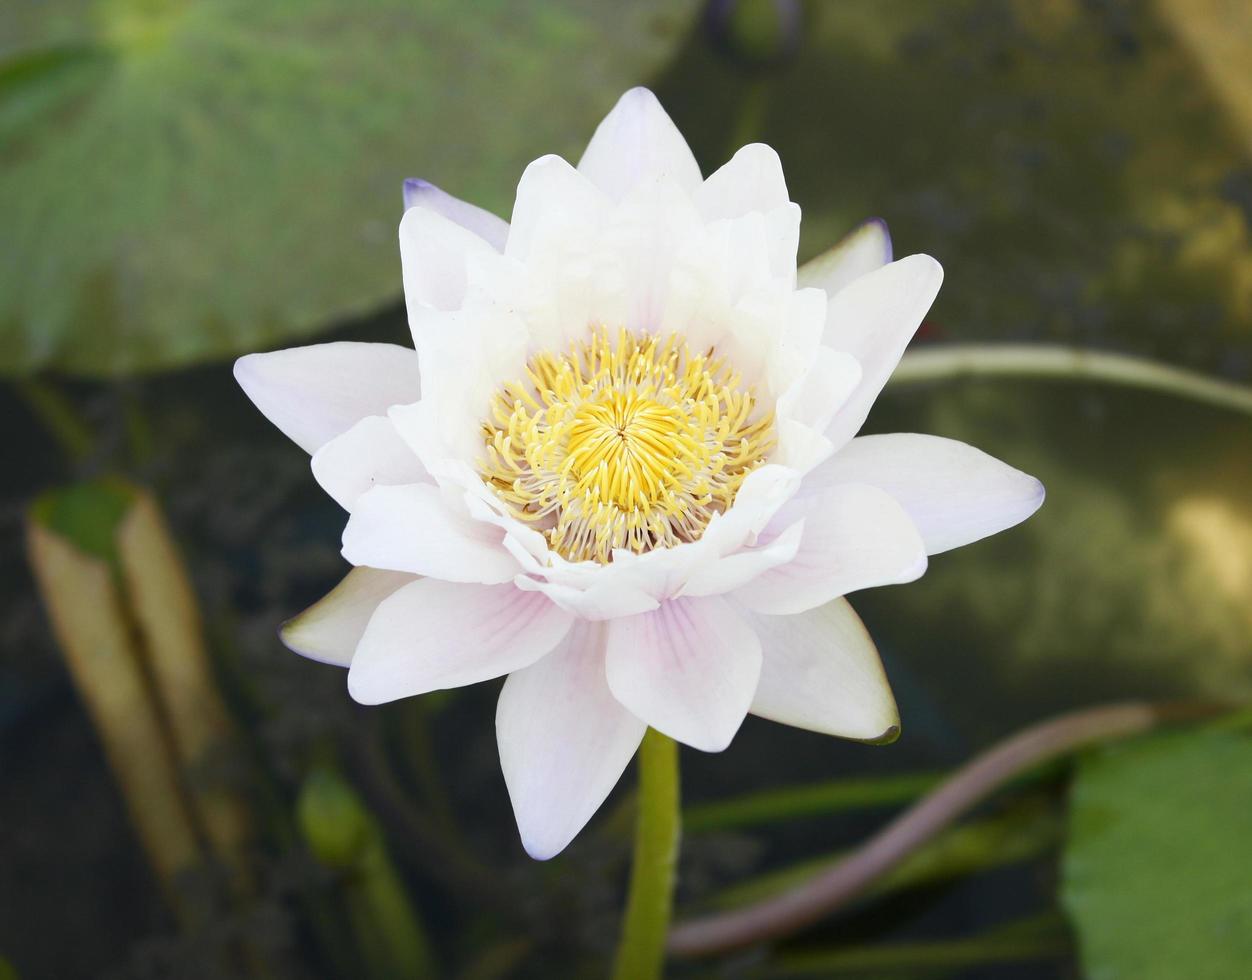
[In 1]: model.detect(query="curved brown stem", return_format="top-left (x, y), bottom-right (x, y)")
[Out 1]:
top-left (668, 701), bottom-right (1223, 958)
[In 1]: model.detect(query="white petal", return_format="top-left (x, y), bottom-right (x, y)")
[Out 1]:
top-left (402, 178), bottom-right (509, 251)
top-left (777, 346), bottom-right (863, 434)
top-left (515, 576), bottom-right (660, 621)
top-left (234, 342), bottom-right (422, 454)
top-left (280, 567), bottom-right (416, 667)
top-left (400, 205), bottom-right (504, 316)
top-left (341, 483), bottom-right (517, 584)
top-left (823, 254), bottom-right (944, 448)
top-left (311, 415), bottom-right (428, 512)
top-left (747, 599), bottom-right (899, 741)
top-left (576, 87), bottom-right (702, 200)
top-left (348, 580), bottom-right (573, 704)
top-left (605, 596), bottom-right (762, 752)
top-left (798, 218), bottom-right (893, 296)
top-left (681, 520), bottom-right (804, 597)
top-left (505, 153), bottom-right (609, 262)
top-left (805, 434), bottom-right (1045, 555)
top-left (737, 483), bottom-right (927, 615)
top-left (694, 143), bottom-right (790, 220)
top-left (497, 621), bottom-right (646, 859)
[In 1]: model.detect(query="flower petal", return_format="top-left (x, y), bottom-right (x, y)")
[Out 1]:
top-left (776, 346), bottom-right (863, 435)
top-left (400, 205), bottom-right (505, 316)
top-left (605, 596), bottom-right (762, 752)
top-left (311, 415), bottom-right (428, 512)
top-left (514, 576), bottom-right (660, 621)
top-left (798, 217), bottom-right (893, 296)
top-left (680, 520), bottom-right (804, 597)
top-left (505, 153), bottom-right (608, 263)
top-left (341, 483), bottom-right (517, 584)
top-left (736, 483), bottom-right (927, 615)
top-left (234, 342), bottom-right (422, 454)
top-left (576, 87), bottom-right (702, 201)
top-left (747, 599), bottom-right (899, 741)
top-left (348, 580), bottom-right (573, 704)
top-left (497, 621), bottom-right (646, 859)
top-left (280, 567), bottom-right (416, 667)
top-left (402, 178), bottom-right (509, 251)
top-left (822, 254), bottom-right (944, 448)
top-left (804, 433), bottom-right (1046, 555)
top-left (694, 143), bottom-right (790, 220)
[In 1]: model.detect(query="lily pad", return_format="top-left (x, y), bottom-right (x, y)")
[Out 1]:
top-left (1062, 729), bottom-right (1252, 980)
top-left (0, 0), bottom-right (698, 376)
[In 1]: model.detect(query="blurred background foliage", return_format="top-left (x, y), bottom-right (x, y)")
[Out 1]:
top-left (2, 0), bottom-right (1251, 977)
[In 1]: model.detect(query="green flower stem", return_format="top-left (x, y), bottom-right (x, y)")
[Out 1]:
top-left (612, 729), bottom-right (681, 980)
top-left (889, 343), bottom-right (1252, 416)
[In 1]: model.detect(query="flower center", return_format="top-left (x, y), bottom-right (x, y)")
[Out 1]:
top-left (481, 327), bottom-right (775, 563)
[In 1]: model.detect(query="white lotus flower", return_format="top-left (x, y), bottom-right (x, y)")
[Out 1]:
top-left (236, 89), bottom-right (1043, 859)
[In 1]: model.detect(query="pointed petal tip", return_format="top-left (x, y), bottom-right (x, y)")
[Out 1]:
top-left (345, 665), bottom-right (388, 706)
top-left (232, 350), bottom-right (261, 390)
top-left (1030, 476), bottom-right (1047, 511)
top-left (520, 834), bottom-right (566, 862)
top-left (862, 217), bottom-right (893, 263)
top-left (401, 177), bottom-right (431, 208)
top-left (619, 85), bottom-right (660, 106)
top-left (861, 723), bottom-right (901, 746)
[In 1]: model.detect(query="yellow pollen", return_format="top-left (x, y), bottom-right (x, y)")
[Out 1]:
top-left (480, 327), bottom-right (775, 563)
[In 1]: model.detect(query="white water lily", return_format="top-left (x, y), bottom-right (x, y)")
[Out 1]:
top-left (236, 88), bottom-right (1043, 860)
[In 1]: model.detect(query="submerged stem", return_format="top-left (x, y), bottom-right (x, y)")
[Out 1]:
top-left (612, 729), bottom-right (681, 980)
top-left (889, 344), bottom-right (1252, 416)
top-left (668, 701), bottom-right (1224, 957)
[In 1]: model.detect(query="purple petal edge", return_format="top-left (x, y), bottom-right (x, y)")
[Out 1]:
top-left (400, 178), bottom-right (509, 252)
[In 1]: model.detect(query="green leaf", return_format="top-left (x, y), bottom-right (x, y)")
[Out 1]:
top-left (1062, 729), bottom-right (1252, 980)
top-left (0, 0), bottom-right (698, 376)
top-left (29, 477), bottom-right (138, 563)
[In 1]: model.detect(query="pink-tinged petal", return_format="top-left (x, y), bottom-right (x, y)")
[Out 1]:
top-left (399, 205), bottom-right (505, 317)
top-left (233, 342), bottom-right (422, 454)
top-left (497, 621), bottom-right (646, 859)
top-left (514, 576), bottom-right (660, 621)
top-left (311, 415), bottom-right (428, 512)
top-left (348, 580), bottom-right (573, 705)
top-left (694, 143), bottom-right (790, 220)
top-left (798, 217), bottom-right (893, 296)
top-left (341, 484), bottom-right (517, 584)
top-left (805, 434), bottom-right (1045, 555)
top-left (280, 567), bottom-right (415, 667)
top-left (747, 599), bottom-right (900, 741)
top-left (736, 484), bottom-right (927, 616)
top-left (605, 596), bottom-right (762, 752)
top-left (576, 87), bottom-right (702, 201)
top-left (402, 178), bottom-right (509, 251)
top-left (822, 254), bottom-right (944, 449)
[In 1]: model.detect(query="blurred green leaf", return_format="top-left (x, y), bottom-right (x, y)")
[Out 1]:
top-left (663, 0), bottom-right (1252, 374)
top-left (0, 0), bottom-right (698, 376)
top-left (29, 478), bottom-right (137, 563)
top-left (1061, 729), bottom-right (1252, 980)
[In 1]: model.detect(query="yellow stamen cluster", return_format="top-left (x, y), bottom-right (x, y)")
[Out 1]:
top-left (481, 327), bottom-right (775, 563)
